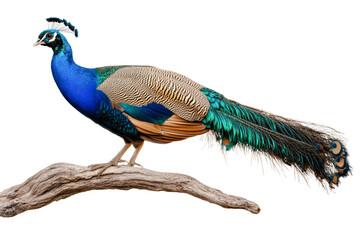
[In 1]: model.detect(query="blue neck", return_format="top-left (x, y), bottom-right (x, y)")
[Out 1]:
top-left (51, 39), bottom-right (98, 117)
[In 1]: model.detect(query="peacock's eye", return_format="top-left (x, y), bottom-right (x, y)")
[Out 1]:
top-left (47, 33), bottom-right (53, 39)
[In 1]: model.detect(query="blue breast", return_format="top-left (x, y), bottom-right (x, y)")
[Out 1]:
top-left (51, 53), bottom-right (99, 117)
top-left (50, 46), bottom-right (140, 140)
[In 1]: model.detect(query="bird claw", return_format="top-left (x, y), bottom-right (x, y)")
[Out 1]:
top-left (128, 162), bottom-right (143, 168)
top-left (89, 159), bottom-right (128, 176)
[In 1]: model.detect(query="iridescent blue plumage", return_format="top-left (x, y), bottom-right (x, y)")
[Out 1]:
top-left (120, 102), bottom-right (174, 125)
top-left (35, 18), bottom-right (351, 187)
top-left (39, 29), bottom-right (140, 141)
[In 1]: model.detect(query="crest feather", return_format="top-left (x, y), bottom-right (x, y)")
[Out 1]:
top-left (46, 17), bottom-right (79, 37)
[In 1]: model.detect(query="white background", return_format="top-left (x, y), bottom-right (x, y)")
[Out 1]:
top-left (0, 0), bottom-right (359, 239)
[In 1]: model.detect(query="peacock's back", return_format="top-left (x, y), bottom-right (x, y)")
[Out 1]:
top-left (97, 66), bottom-right (210, 122)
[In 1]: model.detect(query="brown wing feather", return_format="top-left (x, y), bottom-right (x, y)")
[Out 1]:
top-left (124, 113), bottom-right (209, 144)
top-left (97, 66), bottom-right (210, 122)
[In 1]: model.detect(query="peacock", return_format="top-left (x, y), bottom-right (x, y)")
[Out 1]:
top-left (34, 17), bottom-right (350, 188)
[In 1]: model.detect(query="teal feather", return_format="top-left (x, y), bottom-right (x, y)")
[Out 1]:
top-left (201, 88), bottom-right (350, 187)
top-left (96, 66), bottom-right (122, 86)
top-left (202, 88), bottom-right (316, 144)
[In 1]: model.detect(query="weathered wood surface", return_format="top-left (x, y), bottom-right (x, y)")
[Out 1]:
top-left (0, 163), bottom-right (260, 217)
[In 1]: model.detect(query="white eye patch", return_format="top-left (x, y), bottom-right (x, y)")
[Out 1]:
top-left (38, 34), bottom-right (47, 43)
top-left (47, 32), bottom-right (57, 43)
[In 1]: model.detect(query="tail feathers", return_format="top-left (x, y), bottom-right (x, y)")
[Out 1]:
top-left (325, 141), bottom-right (350, 185)
top-left (201, 88), bottom-right (350, 188)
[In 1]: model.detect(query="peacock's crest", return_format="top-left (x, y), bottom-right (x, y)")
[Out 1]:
top-left (46, 17), bottom-right (78, 37)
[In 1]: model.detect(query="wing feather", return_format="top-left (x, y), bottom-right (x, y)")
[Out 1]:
top-left (124, 113), bottom-right (209, 144)
top-left (97, 66), bottom-right (210, 122)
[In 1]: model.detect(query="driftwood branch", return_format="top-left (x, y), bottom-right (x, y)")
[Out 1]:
top-left (0, 163), bottom-right (260, 217)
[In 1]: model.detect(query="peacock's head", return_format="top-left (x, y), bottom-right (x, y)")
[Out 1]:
top-left (34, 29), bottom-right (63, 48)
top-left (34, 18), bottom-right (78, 53)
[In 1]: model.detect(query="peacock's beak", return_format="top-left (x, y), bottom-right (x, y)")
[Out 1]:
top-left (33, 39), bottom-right (44, 47)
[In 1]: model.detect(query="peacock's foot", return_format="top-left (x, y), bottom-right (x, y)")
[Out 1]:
top-left (128, 161), bottom-right (143, 168)
top-left (90, 159), bottom-right (128, 176)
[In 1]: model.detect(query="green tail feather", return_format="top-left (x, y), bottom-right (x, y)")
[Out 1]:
top-left (201, 88), bottom-right (350, 188)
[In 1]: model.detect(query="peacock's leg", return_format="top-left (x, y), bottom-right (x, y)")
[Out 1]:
top-left (90, 143), bottom-right (132, 175)
top-left (128, 140), bottom-right (144, 167)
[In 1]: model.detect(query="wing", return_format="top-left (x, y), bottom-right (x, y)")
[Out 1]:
top-left (97, 66), bottom-right (210, 122)
top-left (98, 66), bottom-right (210, 143)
